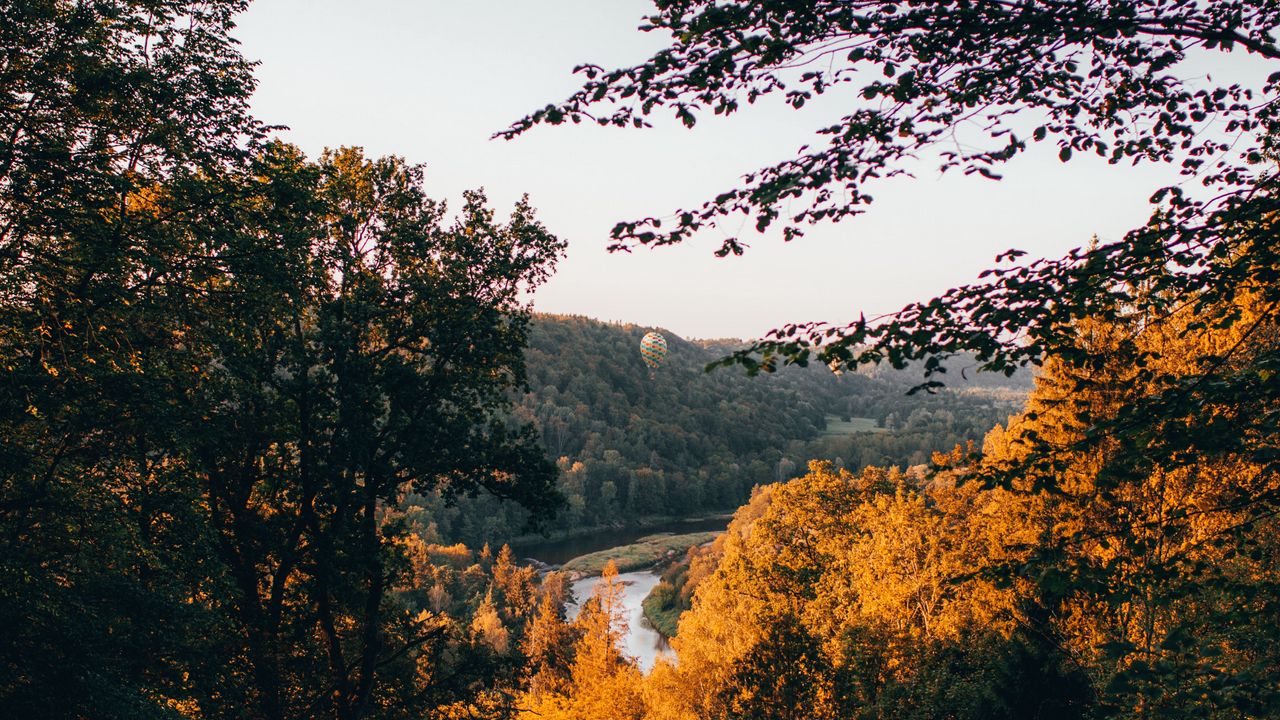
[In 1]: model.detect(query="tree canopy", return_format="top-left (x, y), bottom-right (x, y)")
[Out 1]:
top-left (502, 6), bottom-right (1280, 717)
top-left (404, 314), bottom-right (1028, 548)
top-left (524, 291), bottom-right (1280, 717)
top-left (501, 0), bottom-right (1280, 595)
top-left (6, 2), bottom-right (1280, 717)
top-left (1, 4), bottom-right (565, 718)
top-left (503, 1), bottom-right (1278, 252)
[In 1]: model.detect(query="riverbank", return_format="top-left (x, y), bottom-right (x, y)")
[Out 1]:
top-left (641, 588), bottom-right (681, 638)
top-left (516, 517), bottom-right (729, 667)
top-left (566, 571), bottom-right (674, 672)
top-left (507, 511), bottom-right (733, 548)
top-left (510, 514), bottom-right (731, 567)
top-left (561, 530), bottom-right (719, 575)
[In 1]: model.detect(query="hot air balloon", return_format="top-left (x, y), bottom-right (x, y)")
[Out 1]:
top-left (640, 331), bottom-right (668, 369)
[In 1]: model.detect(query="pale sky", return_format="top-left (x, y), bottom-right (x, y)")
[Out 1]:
top-left (232, 1), bottom-right (1262, 340)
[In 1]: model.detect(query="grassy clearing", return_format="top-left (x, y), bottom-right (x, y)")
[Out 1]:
top-left (561, 531), bottom-right (719, 575)
top-left (820, 414), bottom-right (883, 435)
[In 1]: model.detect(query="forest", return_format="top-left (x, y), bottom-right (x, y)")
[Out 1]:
top-left (407, 313), bottom-right (1028, 547)
top-left (513, 295), bottom-right (1280, 720)
top-left (3, 2), bottom-right (1279, 720)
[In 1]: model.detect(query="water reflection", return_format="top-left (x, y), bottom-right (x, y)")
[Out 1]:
top-left (514, 517), bottom-right (729, 673)
top-left (565, 571), bottom-right (673, 673)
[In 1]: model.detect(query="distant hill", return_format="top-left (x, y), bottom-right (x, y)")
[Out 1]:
top-left (403, 314), bottom-right (1031, 546)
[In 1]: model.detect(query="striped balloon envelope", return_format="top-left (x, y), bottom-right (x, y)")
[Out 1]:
top-left (640, 331), bottom-right (668, 369)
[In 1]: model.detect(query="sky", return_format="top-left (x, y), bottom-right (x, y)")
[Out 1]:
top-left (231, 1), bottom-right (1258, 341)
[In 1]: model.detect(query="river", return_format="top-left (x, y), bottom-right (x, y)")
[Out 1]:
top-left (510, 516), bottom-right (729, 672)
top-left (565, 571), bottom-right (673, 672)
top-left (509, 515), bottom-right (729, 566)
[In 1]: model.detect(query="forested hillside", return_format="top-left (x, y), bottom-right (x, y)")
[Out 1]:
top-left (517, 289), bottom-right (1280, 720)
top-left (404, 314), bottom-right (1029, 546)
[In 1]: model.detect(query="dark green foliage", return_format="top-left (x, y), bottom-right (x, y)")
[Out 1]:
top-left (381, 543), bottom-right (580, 720)
top-left (640, 580), bottom-right (680, 638)
top-left (503, 1), bottom-right (1278, 255)
top-left (172, 146), bottom-right (564, 719)
top-left (405, 314), bottom-right (1028, 546)
top-left (0, 4), bottom-right (566, 717)
top-left (0, 136), bottom-right (566, 719)
top-left (860, 629), bottom-right (1095, 720)
top-left (1, 2), bottom-right (259, 716)
top-left (714, 614), bottom-right (839, 720)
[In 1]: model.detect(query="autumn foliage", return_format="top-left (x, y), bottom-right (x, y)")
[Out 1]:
top-left (511, 288), bottom-right (1280, 720)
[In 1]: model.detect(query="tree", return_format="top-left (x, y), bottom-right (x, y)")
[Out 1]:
top-left (3, 133), bottom-right (567, 719)
top-left (169, 145), bottom-right (564, 719)
top-left (1, 2), bottom-right (260, 716)
top-left (503, 1), bottom-right (1277, 253)
top-left (522, 561), bottom-right (645, 720)
top-left (473, 592), bottom-right (512, 654)
top-left (975, 301), bottom-right (1280, 718)
top-left (714, 613), bottom-right (840, 720)
top-left (2, 11), bottom-right (569, 711)
top-left (506, 6), bottom-right (1280, 711)
top-left (521, 581), bottom-right (578, 701)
